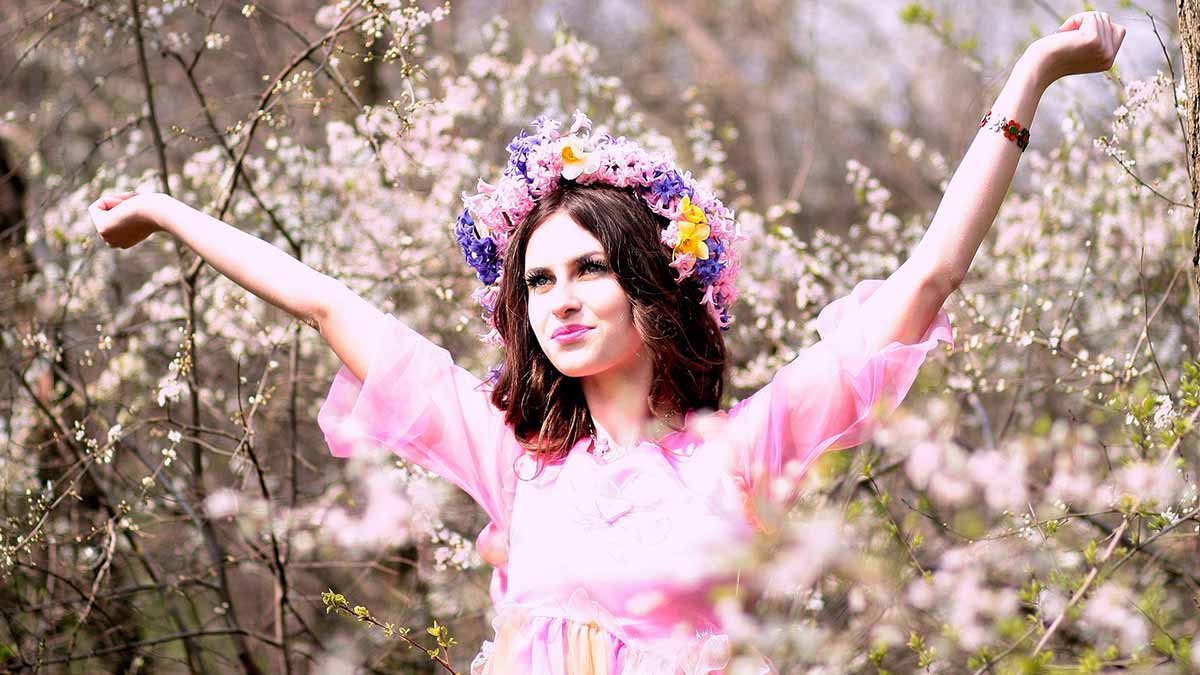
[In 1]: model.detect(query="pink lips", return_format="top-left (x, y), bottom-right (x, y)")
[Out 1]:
top-left (552, 325), bottom-right (593, 343)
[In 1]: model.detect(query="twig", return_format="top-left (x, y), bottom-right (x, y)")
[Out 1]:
top-left (233, 355), bottom-right (295, 675)
top-left (865, 476), bottom-right (927, 576)
top-left (216, 0), bottom-right (369, 221)
top-left (1148, 12), bottom-right (1193, 188)
top-left (128, 0), bottom-right (171, 195)
top-left (20, 628), bottom-right (307, 668)
top-left (66, 518), bottom-right (118, 652)
top-left (1137, 247), bottom-right (1173, 405)
top-left (1105, 149), bottom-right (1194, 209)
top-left (7, 362), bottom-right (210, 672)
top-left (1126, 256), bottom-right (1188, 389)
top-left (1031, 517), bottom-right (1128, 654)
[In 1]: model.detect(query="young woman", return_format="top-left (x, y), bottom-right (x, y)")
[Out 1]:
top-left (90, 11), bottom-right (1124, 674)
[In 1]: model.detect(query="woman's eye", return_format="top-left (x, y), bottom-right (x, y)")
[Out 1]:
top-left (582, 260), bottom-right (608, 274)
top-left (525, 275), bottom-right (547, 289)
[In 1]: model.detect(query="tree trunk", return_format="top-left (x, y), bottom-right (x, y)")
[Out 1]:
top-left (1180, 1), bottom-right (1200, 279)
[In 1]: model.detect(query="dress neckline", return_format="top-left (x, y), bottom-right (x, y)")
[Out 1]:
top-left (583, 410), bottom-right (693, 464)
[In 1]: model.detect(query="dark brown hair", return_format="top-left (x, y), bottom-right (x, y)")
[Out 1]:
top-left (489, 182), bottom-right (727, 471)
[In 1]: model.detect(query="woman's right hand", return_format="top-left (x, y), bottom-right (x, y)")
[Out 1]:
top-left (89, 191), bottom-right (165, 249)
top-left (1025, 10), bottom-right (1126, 88)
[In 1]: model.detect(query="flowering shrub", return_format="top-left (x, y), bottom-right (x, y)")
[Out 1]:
top-left (0, 1), bottom-right (1195, 672)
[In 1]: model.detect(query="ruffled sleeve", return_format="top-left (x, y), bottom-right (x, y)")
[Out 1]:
top-left (317, 313), bottom-right (519, 534)
top-left (726, 279), bottom-right (953, 505)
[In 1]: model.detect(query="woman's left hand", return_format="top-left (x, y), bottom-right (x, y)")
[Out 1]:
top-left (1025, 10), bottom-right (1127, 88)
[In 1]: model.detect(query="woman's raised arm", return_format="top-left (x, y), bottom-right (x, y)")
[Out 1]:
top-left (90, 191), bottom-right (382, 380)
top-left (855, 11), bottom-right (1126, 354)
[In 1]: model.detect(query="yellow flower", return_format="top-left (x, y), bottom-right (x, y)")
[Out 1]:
top-left (679, 195), bottom-right (707, 225)
top-left (674, 196), bottom-right (710, 259)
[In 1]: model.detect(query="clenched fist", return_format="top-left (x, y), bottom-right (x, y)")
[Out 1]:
top-left (89, 191), bottom-right (164, 249)
top-left (1027, 11), bottom-right (1127, 86)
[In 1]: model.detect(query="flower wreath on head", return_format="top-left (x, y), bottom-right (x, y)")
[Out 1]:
top-left (453, 111), bottom-right (745, 347)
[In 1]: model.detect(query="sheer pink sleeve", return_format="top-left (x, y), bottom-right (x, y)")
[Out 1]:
top-left (317, 314), bottom-right (518, 532)
top-left (726, 280), bottom-right (953, 504)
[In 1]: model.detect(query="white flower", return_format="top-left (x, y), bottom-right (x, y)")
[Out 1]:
top-left (1152, 395), bottom-right (1175, 431)
top-left (568, 110), bottom-right (592, 135)
top-left (156, 377), bottom-right (184, 407)
top-left (558, 137), bottom-right (600, 180)
top-left (204, 32), bottom-right (229, 50)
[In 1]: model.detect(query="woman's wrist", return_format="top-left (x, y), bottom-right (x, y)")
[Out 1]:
top-left (1016, 47), bottom-right (1056, 94)
top-left (137, 192), bottom-right (176, 235)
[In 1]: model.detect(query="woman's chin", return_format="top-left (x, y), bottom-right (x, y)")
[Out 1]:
top-left (552, 360), bottom-right (597, 379)
top-left (548, 352), bottom-right (607, 379)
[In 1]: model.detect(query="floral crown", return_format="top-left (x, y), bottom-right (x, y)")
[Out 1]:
top-left (453, 111), bottom-right (744, 346)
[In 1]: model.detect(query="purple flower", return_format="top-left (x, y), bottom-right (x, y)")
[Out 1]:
top-left (649, 169), bottom-right (693, 208)
top-left (504, 131), bottom-right (541, 184)
top-left (484, 363), bottom-right (503, 387)
top-left (454, 209), bottom-right (501, 285)
top-left (693, 238), bottom-right (725, 286)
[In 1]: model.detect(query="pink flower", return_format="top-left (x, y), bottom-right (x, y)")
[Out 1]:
top-left (905, 440), bottom-right (941, 489)
top-left (1080, 584), bottom-right (1149, 653)
top-left (759, 510), bottom-right (844, 595)
top-left (1047, 454), bottom-right (1096, 506)
top-left (204, 489), bottom-right (240, 519)
top-left (1095, 460), bottom-right (1184, 510)
top-left (967, 449), bottom-right (1027, 512)
top-left (670, 252), bottom-right (697, 280)
top-left (322, 480), bottom-right (412, 550)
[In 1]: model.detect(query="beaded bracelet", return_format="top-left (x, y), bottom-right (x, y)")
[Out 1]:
top-left (979, 109), bottom-right (1031, 151)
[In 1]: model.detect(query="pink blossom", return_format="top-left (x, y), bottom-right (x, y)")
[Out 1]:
top-left (1095, 461), bottom-right (1184, 510)
top-left (905, 440), bottom-right (941, 489)
top-left (759, 510), bottom-right (844, 596)
top-left (1047, 453), bottom-right (1097, 506)
top-left (204, 488), bottom-right (240, 519)
top-left (669, 252), bottom-right (696, 280)
top-left (929, 472), bottom-right (974, 506)
top-left (966, 449), bottom-right (1028, 512)
top-left (1080, 584), bottom-right (1148, 653)
top-left (321, 469), bottom-right (413, 551)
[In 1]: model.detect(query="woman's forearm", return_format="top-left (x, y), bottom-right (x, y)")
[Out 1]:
top-left (856, 54), bottom-right (1050, 353)
top-left (907, 52), bottom-right (1051, 283)
top-left (144, 194), bottom-right (335, 327)
top-left (910, 53), bottom-right (1050, 287)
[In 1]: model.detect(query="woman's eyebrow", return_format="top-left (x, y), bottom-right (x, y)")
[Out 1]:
top-left (525, 250), bottom-right (606, 277)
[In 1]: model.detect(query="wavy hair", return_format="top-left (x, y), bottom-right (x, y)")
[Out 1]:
top-left (489, 182), bottom-right (727, 473)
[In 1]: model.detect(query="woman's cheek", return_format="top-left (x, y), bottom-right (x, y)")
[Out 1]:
top-left (526, 298), bottom-right (545, 340)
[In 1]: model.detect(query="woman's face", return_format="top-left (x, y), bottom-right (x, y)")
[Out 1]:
top-left (523, 211), bottom-right (646, 377)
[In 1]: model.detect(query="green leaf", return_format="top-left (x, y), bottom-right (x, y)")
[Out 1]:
top-left (899, 3), bottom-right (935, 25)
top-left (1082, 539), bottom-right (1098, 566)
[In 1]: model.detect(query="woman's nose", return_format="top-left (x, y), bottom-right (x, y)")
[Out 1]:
top-left (550, 281), bottom-right (582, 318)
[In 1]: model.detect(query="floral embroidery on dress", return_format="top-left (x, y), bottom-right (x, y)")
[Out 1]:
top-left (562, 470), bottom-right (680, 562)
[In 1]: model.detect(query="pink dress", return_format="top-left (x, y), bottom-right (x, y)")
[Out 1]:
top-left (318, 280), bottom-right (952, 674)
